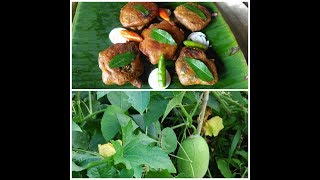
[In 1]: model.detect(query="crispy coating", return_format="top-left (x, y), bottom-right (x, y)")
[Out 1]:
top-left (175, 47), bottom-right (218, 85)
top-left (174, 3), bottom-right (212, 31)
top-left (139, 20), bottom-right (184, 64)
top-left (120, 2), bottom-right (158, 30)
top-left (98, 42), bottom-right (144, 88)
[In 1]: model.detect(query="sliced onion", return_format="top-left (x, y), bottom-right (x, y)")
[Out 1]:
top-left (148, 68), bottom-right (171, 89)
top-left (187, 32), bottom-right (210, 48)
top-left (109, 27), bottom-right (128, 44)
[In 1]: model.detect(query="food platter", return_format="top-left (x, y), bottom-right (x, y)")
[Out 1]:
top-left (72, 2), bottom-right (248, 89)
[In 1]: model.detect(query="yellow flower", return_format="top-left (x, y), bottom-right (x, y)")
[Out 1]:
top-left (98, 140), bottom-right (122, 157)
top-left (203, 116), bottom-right (224, 137)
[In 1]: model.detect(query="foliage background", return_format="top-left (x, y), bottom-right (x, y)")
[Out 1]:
top-left (72, 91), bottom-right (248, 178)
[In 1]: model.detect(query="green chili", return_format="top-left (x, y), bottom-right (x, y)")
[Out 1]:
top-left (158, 53), bottom-right (166, 87)
top-left (183, 40), bottom-right (207, 50)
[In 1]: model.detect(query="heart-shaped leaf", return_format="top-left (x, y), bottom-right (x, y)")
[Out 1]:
top-left (183, 4), bottom-right (207, 20)
top-left (150, 28), bottom-right (177, 45)
top-left (161, 127), bottom-right (177, 153)
top-left (184, 57), bottom-right (214, 81)
top-left (109, 51), bottom-right (136, 68)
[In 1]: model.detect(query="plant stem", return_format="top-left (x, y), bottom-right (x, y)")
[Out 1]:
top-left (191, 125), bottom-right (197, 135)
top-left (179, 104), bottom-right (193, 125)
top-left (72, 148), bottom-right (102, 157)
top-left (172, 123), bottom-right (186, 129)
top-left (76, 92), bottom-right (84, 119)
top-left (241, 167), bottom-right (248, 178)
top-left (197, 91), bottom-right (209, 135)
top-left (169, 154), bottom-right (192, 162)
top-left (80, 100), bottom-right (91, 114)
top-left (211, 91), bottom-right (232, 114)
top-left (190, 92), bottom-right (204, 117)
top-left (207, 168), bottom-right (213, 178)
top-left (88, 91), bottom-right (93, 114)
top-left (81, 108), bottom-right (107, 122)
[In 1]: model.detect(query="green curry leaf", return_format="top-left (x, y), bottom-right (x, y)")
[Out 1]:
top-left (109, 52), bottom-right (136, 68)
top-left (183, 4), bottom-right (207, 20)
top-left (133, 4), bottom-right (149, 15)
top-left (184, 57), bottom-right (214, 81)
top-left (150, 28), bottom-right (177, 45)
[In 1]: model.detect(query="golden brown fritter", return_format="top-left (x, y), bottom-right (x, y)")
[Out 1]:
top-left (174, 3), bottom-right (212, 31)
top-left (98, 42), bottom-right (144, 88)
top-left (139, 20), bottom-right (184, 65)
top-left (120, 2), bottom-right (158, 30)
top-left (175, 47), bottom-right (218, 85)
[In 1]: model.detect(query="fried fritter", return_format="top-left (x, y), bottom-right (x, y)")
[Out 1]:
top-left (98, 42), bottom-right (144, 88)
top-left (174, 3), bottom-right (212, 31)
top-left (120, 2), bottom-right (158, 30)
top-left (139, 20), bottom-right (184, 64)
top-left (175, 47), bottom-right (218, 85)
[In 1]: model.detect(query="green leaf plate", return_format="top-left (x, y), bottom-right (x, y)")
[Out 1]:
top-left (72, 2), bottom-right (248, 89)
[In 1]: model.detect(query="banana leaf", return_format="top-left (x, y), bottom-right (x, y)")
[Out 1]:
top-left (72, 2), bottom-right (248, 89)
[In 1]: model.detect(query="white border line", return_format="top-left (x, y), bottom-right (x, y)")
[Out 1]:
top-left (70, 1), bottom-right (250, 179)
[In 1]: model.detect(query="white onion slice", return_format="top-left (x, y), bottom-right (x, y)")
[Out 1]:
top-left (187, 32), bottom-right (210, 48)
top-left (148, 68), bottom-right (171, 89)
top-left (109, 27), bottom-right (128, 44)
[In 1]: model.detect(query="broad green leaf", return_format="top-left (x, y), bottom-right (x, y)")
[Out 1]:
top-left (151, 91), bottom-right (173, 99)
top-left (89, 130), bottom-right (106, 152)
top-left (112, 140), bottom-right (132, 169)
top-left (137, 131), bottom-right (157, 145)
top-left (144, 95), bottom-right (169, 126)
top-left (184, 57), bottom-right (214, 82)
top-left (107, 91), bottom-right (131, 111)
top-left (230, 91), bottom-right (246, 105)
top-left (72, 161), bottom-right (86, 172)
top-left (96, 91), bottom-right (109, 100)
top-left (150, 28), bottom-right (177, 45)
top-left (184, 91), bottom-right (198, 103)
top-left (145, 170), bottom-right (173, 178)
top-left (117, 113), bottom-right (138, 129)
top-left (72, 131), bottom-right (90, 149)
top-left (117, 168), bottom-right (134, 178)
top-left (155, 119), bottom-right (162, 135)
top-left (72, 151), bottom-right (102, 171)
top-left (109, 51), bottom-right (136, 68)
top-left (133, 4), bottom-right (149, 15)
top-left (236, 150), bottom-right (248, 160)
top-left (161, 128), bottom-right (177, 153)
top-left (117, 113), bottom-right (138, 145)
top-left (228, 129), bottom-right (241, 159)
top-left (87, 163), bottom-right (117, 178)
top-left (183, 3), bottom-right (207, 20)
top-left (162, 91), bottom-right (185, 122)
top-left (72, 171), bottom-right (82, 178)
top-left (229, 158), bottom-right (241, 169)
top-left (101, 105), bottom-right (124, 141)
top-left (217, 159), bottom-right (235, 178)
top-left (207, 94), bottom-right (221, 112)
top-left (125, 91), bottom-right (150, 114)
top-left (72, 121), bottom-right (82, 132)
top-left (113, 119), bottom-right (176, 177)
top-left (203, 116), bottom-right (224, 137)
top-left (131, 114), bottom-right (157, 139)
